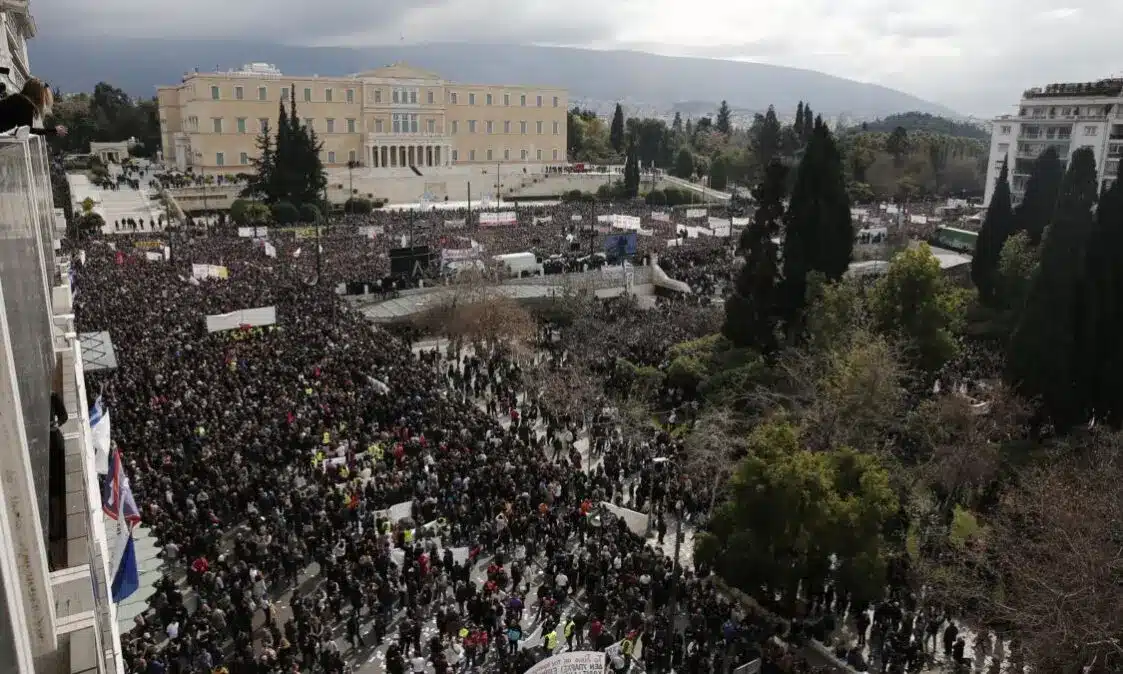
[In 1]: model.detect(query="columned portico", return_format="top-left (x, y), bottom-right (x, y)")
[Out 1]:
top-left (366, 135), bottom-right (453, 170)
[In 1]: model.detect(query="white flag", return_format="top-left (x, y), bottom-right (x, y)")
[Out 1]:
top-left (89, 395), bottom-right (111, 475)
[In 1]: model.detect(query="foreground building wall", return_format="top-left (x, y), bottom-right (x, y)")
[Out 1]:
top-left (157, 62), bottom-right (568, 174)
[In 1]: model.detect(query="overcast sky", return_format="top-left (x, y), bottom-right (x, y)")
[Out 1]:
top-left (35, 0), bottom-right (1123, 116)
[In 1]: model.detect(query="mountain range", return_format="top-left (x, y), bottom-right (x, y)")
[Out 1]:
top-left (29, 37), bottom-right (959, 120)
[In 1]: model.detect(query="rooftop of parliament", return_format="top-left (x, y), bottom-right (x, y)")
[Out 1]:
top-left (156, 62), bottom-right (569, 174)
top-left (0, 1), bottom-right (130, 673)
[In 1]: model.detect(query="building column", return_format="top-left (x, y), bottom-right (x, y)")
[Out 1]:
top-left (434, 146), bottom-right (441, 166)
top-left (371, 145), bottom-right (378, 168)
top-left (446, 145), bottom-right (451, 166)
top-left (399, 146), bottom-right (406, 168)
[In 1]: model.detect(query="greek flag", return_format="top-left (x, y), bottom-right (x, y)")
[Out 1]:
top-left (89, 395), bottom-right (111, 475)
top-left (102, 448), bottom-right (140, 526)
top-left (103, 448), bottom-right (140, 603)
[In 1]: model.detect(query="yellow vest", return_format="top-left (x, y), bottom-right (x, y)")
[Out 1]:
top-left (322, 431), bottom-right (331, 445)
top-left (564, 621), bottom-right (575, 637)
top-left (403, 529), bottom-right (414, 544)
top-left (544, 631), bottom-right (557, 650)
top-left (622, 639), bottom-right (634, 655)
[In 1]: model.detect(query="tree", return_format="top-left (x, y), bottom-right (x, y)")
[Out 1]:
top-left (795, 101), bottom-right (805, 141)
top-left (801, 104), bottom-right (814, 143)
top-left (751, 106), bottom-right (782, 167)
top-left (927, 137), bottom-right (950, 192)
top-left (709, 422), bottom-right (897, 610)
top-left (780, 118), bottom-right (854, 332)
top-left (940, 433), bottom-right (1123, 673)
top-left (972, 158), bottom-right (1015, 304)
top-left (1014, 146), bottom-right (1064, 244)
top-left (46, 83), bottom-right (161, 157)
top-left (886, 126), bottom-right (909, 168)
top-left (610, 103), bottom-right (626, 154)
top-left (622, 139), bottom-right (640, 198)
top-left (716, 100), bottom-right (732, 134)
top-left (673, 148), bottom-right (695, 180)
top-left (870, 244), bottom-right (967, 374)
top-left (242, 120), bottom-right (276, 202)
top-left (249, 88), bottom-right (327, 209)
top-left (1074, 176), bottom-right (1123, 425)
top-left (995, 232), bottom-right (1038, 312)
top-left (1007, 147), bottom-right (1099, 430)
top-left (671, 112), bottom-right (683, 135)
top-left (709, 154), bottom-right (729, 191)
top-left (723, 159), bottom-right (785, 352)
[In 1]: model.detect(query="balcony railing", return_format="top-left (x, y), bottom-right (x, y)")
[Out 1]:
top-left (366, 131), bottom-right (448, 142)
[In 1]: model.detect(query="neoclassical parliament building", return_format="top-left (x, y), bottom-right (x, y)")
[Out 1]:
top-left (156, 62), bottom-right (569, 174)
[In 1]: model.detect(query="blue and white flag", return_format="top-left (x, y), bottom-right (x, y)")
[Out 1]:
top-left (89, 395), bottom-right (111, 475)
top-left (102, 448), bottom-right (141, 526)
top-left (109, 519), bottom-right (139, 603)
top-left (104, 446), bottom-right (141, 603)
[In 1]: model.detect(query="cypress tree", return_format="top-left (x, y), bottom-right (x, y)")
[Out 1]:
top-left (753, 106), bottom-right (782, 165)
top-left (285, 85), bottom-right (326, 208)
top-left (623, 139), bottom-right (640, 198)
top-left (271, 99), bottom-right (291, 205)
top-left (801, 104), bottom-right (814, 142)
top-left (1074, 172), bottom-right (1123, 424)
top-left (723, 159), bottom-right (786, 352)
top-left (1014, 146), bottom-right (1064, 244)
top-left (242, 120), bottom-right (276, 202)
top-left (794, 101), bottom-right (805, 140)
top-left (716, 100), bottom-right (733, 134)
top-left (610, 103), bottom-right (626, 154)
top-left (1007, 147), bottom-right (1099, 430)
top-left (779, 117), bottom-right (854, 333)
top-left (972, 158), bottom-right (1015, 304)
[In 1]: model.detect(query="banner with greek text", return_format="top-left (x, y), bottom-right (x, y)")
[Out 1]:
top-left (205, 306), bottom-right (277, 333)
top-left (524, 651), bottom-right (605, 674)
top-left (685, 208), bottom-right (707, 219)
top-left (479, 211), bottom-right (517, 227)
top-left (191, 264), bottom-right (229, 280)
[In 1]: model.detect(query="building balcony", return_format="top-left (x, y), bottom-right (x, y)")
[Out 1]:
top-left (366, 131), bottom-right (448, 143)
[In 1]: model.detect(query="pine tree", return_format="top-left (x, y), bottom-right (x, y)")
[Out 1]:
top-left (1007, 147), bottom-right (1099, 430)
top-left (610, 103), bottom-right (626, 154)
top-left (1015, 146), bottom-right (1064, 244)
top-left (795, 102), bottom-right (805, 140)
top-left (242, 120), bottom-right (276, 202)
top-left (724, 159), bottom-right (786, 352)
top-left (779, 117), bottom-right (854, 332)
top-left (1074, 171), bottom-right (1123, 424)
top-left (801, 104), bottom-right (814, 142)
top-left (972, 158), bottom-right (1015, 304)
top-left (716, 100), bottom-right (732, 134)
top-left (752, 105), bottom-right (782, 165)
top-left (284, 85), bottom-right (326, 208)
top-left (623, 139), bottom-right (640, 198)
top-left (886, 126), bottom-right (909, 168)
top-left (271, 99), bottom-right (292, 205)
top-left (671, 112), bottom-right (683, 135)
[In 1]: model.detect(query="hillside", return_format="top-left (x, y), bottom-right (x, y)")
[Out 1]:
top-left (29, 37), bottom-right (959, 119)
top-left (858, 112), bottom-right (988, 140)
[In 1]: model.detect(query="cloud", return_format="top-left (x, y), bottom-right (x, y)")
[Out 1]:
top-left (33, 0), bottom-right (1123, 115)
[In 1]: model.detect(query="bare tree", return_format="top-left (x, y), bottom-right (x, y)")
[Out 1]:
top-left (926, 431), bottom-right (1123, 674)
top-left (420, 270), bottom-right (536, 354)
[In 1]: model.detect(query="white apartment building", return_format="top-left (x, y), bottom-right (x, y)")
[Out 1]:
top-left (984, 78), bottom-right (1123, 207)
top-left (0, 2), bottom-right (129, 673)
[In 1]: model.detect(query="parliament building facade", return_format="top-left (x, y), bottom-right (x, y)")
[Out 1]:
top-left (156, 62), bottom-right (569, 174)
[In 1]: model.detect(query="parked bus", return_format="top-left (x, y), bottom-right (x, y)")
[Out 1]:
top-left (931, 226), bottom-right (978, 254)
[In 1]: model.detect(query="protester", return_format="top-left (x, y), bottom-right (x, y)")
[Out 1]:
top-left (75, 204), bottom-right (827, 674)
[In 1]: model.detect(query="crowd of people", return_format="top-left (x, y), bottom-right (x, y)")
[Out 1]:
top-left (73, 205), bottom-right (838, 674)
